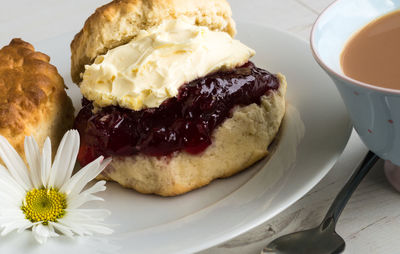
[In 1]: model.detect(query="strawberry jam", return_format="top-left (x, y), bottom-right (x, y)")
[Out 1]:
top-left (74, 62), bottom-right (280, 166)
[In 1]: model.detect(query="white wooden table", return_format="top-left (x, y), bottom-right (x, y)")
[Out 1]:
top-left (1, 1), bottom-right (400, 253)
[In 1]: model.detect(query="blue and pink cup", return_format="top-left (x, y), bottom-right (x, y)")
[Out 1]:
top-left (311, 0), bottom-right (400, 190)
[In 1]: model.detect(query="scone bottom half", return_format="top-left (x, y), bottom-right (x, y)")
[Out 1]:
top-left (74, 62), bottom-right (287, 196)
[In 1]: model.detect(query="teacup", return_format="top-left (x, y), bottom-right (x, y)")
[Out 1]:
top-left (311, 0), bottom-right (400, 188)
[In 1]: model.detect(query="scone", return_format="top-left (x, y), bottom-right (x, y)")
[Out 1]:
top-left (0, 38), bottom-right (74, 159)
top-left (71, 0), bottom-right (286, 196)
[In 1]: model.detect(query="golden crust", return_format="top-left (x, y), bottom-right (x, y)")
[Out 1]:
top-left (70, 0), bottom-right (236, 84)
top-left (0, 39), bottom-right (74, 158)
top-left (98, 74), bottom-right (287, 196)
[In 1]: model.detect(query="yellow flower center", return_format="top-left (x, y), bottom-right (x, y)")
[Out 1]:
top-left (21, 188), bottom-right (67, 225)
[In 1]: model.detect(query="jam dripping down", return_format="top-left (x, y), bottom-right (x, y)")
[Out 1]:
top-left (74, 62), bottom-right (280, 166)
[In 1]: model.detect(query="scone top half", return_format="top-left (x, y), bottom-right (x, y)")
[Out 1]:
top-left (71, 0), bottom-right (236, 84)
top-left (0, 39), bottom-right (74, 160)
top-left (72, 0), bottom-right (286, 196)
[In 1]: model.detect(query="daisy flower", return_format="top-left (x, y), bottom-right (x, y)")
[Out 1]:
top-left (0, 130), bottom-right (112, 244)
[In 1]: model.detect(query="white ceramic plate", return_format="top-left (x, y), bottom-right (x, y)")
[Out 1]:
top-left (0, 23), bottom-right (352, 254)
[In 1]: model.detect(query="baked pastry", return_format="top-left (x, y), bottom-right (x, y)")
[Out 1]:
top-left (72, 0), bottom-right (286, 196)
top-left (70, 0), bottom-right (236, 84)
top-left (0, 38), bottom-right (74, 159)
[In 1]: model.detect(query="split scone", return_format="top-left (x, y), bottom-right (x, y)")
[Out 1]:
top-left (71, 0), bottom-right (286, 196)
top-left (0, 39), bottom-right (74, 159)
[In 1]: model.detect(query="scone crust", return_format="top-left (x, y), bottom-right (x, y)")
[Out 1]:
top-left (98, 74), bottom-right (287, 196)
top-left (70, 0), bottom-right (236, 84)
top-left (0, 39), bottom-right (74, 158)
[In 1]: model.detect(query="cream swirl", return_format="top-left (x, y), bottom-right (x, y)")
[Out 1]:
top-left (80, 19), bottom-right (255, 110)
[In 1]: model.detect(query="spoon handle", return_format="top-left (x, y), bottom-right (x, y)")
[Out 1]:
top-left (320, 151), bottom-right (378, 231)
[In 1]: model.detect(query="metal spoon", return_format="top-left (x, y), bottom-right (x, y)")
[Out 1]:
top-left (262, 151), bottom-right (378, 254)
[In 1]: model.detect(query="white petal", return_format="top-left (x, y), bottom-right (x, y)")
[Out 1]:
top-left (48, 221), bottom-right (73, 238)
top-left (47, 207), bottom-right (114, 237)
top-left (24, 136), bottom-right (42, 188)
top-left (0, 189), bottom-right (23, 208)
top-left (67, 181), bottom-right (106, 209)
top-left (49, 130), bottom-right (80, 189)
top-left (56, 219), bottom-right (87, 236)
top-left (0, 192), bottom-right (21, 207)
top-left (0, 217), bottom-right (31, 236)
top-left (32, 224), bottom-right (58, 244)
top-left (0, 136), bottom-right (32, 190)
top-left (58, 215), bottom-right (113, 236)
top-left (0, 209), bottom-right (34, 234)
top-left (48, 223), bottom-right (59, 237)
top-left (67, 194), bottom-right (104, 210)
top-left (60, 157), bottom-right (111, 196)
top-left (47, 135), bottom-right (66, 188)
top-left (17, 221), bottom-right (36, 233)
top-left (81, 180), bottom-right (107, 195)
top-left (0, 165), bottom-right (25, 198)
top-left (40, 138), bottom-right (52, 188)
top-left (0, 209), bottom-right (29, 231)
top-left (0, 208), bottom-right (25, 217)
